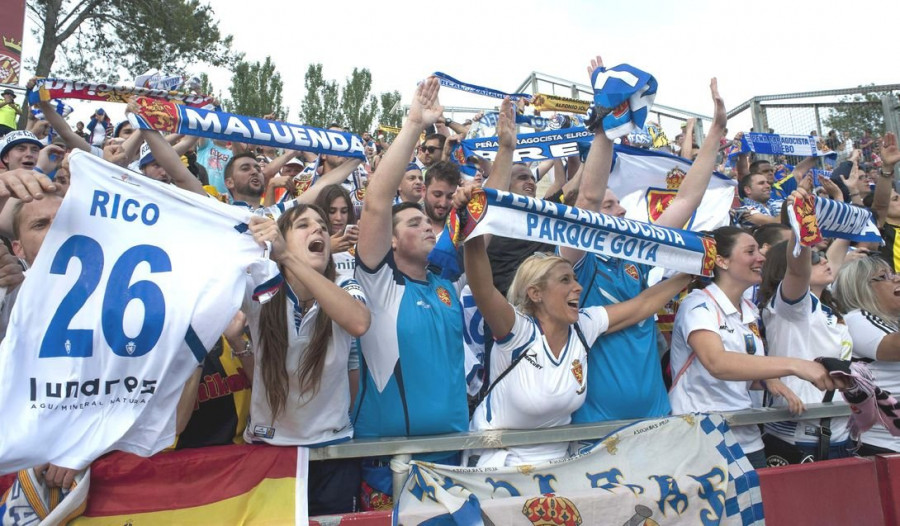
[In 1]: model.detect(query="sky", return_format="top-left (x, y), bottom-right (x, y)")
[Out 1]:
top-left (19, 0), bottom-right (900, 138)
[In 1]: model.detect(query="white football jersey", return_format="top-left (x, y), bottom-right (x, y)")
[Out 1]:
top-left (0, 151), bottom-right (279, 472)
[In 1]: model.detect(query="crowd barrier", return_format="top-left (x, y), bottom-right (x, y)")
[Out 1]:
top-left (9, 403), bottom-right (900, 525)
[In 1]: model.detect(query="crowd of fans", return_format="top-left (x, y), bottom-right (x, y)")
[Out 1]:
top-left (1, 57), bottom-right (900, 517)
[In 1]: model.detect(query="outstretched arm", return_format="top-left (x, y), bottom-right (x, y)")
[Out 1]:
top-left (874, 133), bottom-right (900, 228)
top-left (357, 77), bottom-right (443, 269)
top-left (656, 78), bottom-right (727, 229)
top-left (605, 273), bottom-right (691, 333)
top-left (483, 97), bottom-right (516, 191)
top-left (464, 231), bottom-right (516, 338)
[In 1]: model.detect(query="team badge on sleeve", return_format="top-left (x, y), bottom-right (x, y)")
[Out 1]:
top-left (624, 263), bottom-right (640, 282)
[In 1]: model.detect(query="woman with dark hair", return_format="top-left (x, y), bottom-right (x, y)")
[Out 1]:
top-left (314, 184), bottom-right (358, 282)
top-left (757, 191), bottom-right (853, 462)
top-left (833, 256), bottom-right (900, 454)
top-left (246, 204), bottom-right (370, 514)
top-left (669, 223), bottom-right (842, 469)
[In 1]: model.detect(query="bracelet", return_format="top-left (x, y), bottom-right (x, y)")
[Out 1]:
top-left (232, 339), bottom-right (253, 358)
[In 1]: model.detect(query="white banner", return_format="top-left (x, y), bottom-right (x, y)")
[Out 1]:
top-left (395, 414), bottom-right (764, 525)
top-left (610, 145), bottom-right (737, 231)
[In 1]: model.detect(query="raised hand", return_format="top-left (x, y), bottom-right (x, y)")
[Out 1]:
top-left (710, 78), bottom-right (726, 130)
top-left (496, 97), bottom-right (516, 150)
top-left (586, 55), bottom-right (604, 80)
top-left (407, 76), bottom-right (443, 128)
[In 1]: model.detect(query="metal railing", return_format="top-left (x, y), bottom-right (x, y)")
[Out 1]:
top-left (308, 402), bottom-right (853, 500)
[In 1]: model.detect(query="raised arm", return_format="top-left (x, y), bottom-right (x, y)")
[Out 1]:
top-left (464, 232), bottom-right (516, 338)
top-left (298, 158), bottom-right (363, 205)
top-left (483, 97), bottom-right (516, 191)
top-left (35, 100), bottom-right (91, 153)
top-left (605, 273), bottom-right (691, 333)
top-left (680, 118), bottom-right (696, 161)
top-left (874, 132), bottom-right (900, 228)
top-left (136, 128), bottom-right (206, 196)
top-left (780, 192), bottom-right (812, 303)
top-left (357, 77), bottom-right (442, 269)
top-left (655, 78), bottom-right (727, 229)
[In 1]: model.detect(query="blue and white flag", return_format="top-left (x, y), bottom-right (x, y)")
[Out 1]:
top-left (590, 64), bottom-right (657, 140)
top-left (128, 97), bottom-right (365, 160)
top-left (395, 414), bottom-right (764, 525)
top-left (433, 72), bottom-right (532, 102)
top-left (30, 99), bottom-right (73, 121)
top-left (741, 133), bottom-right (837, 158)
top-left (610, 145), bottom-right (737, 231)
top-left (462, 187), bottom-right (717, 277)
top-left (459, 127), bottom-right (592, 163)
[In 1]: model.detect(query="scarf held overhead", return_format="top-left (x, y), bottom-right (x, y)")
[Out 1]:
top-left (433, 72), bottom-right (532, 102)
top-left (28, 78), bottom-right (216, 108)
top-left (787, 195), bottom-right (882, 256)
top-left (128, 97), bottom-right (366, 160)
top-left (433, 188), bottom-right (716, 277)
top-left (741, 133), bottom-right (837, 158)
top-left (458, 126), bottom-right (593, 163)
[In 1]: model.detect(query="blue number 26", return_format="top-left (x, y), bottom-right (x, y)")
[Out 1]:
top-left (39, 235), bottom-right (172, 358)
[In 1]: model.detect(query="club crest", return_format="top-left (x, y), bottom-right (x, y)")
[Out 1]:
top-left (136, 96), bottom-right (180, 133)
top-left (748, 322), bottom-right (761, 340)
top-left (625, 263), bottom-right (640, 282)
top-left (522, 495), bottom-right (583, 526)
top-left (436, 287), bottom-right (452, 307)
top-left (700, 236), bottom-right (717, 278)
top-left (571, 359), bottom-right (584, 389)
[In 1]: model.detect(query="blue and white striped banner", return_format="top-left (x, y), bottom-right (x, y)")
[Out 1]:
top-left (433, 72), bottom-right (532, 102)
top-left (741, 133), bottom-right (837, 158)
top-left (459, 126), bottom-right (592, 163)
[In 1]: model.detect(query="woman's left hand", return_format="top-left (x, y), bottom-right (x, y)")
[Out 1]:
top-left (248, 215), bottom-right (286, 262)
top-left (766, 378), bottom-right (806, 415)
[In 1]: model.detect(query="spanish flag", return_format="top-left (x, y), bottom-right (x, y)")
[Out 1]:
top-left (70, 445), bottom-right (308, 525)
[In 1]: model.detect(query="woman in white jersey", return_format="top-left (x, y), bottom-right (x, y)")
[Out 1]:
top-left (247, 204), bottom-right (370, 515)
top-left (669, 224), bottom-right (841, 469)
top-left (462, 214), bottom-right (692, 467)
top-left (758, 223), bottom-right (853, 464)
top-left (833, 256), bottom-right (900, 455)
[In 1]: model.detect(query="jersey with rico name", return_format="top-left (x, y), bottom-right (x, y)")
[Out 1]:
top-left (0, 151), bottom-right (279, 472)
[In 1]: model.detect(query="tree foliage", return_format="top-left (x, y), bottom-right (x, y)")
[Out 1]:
top-left (378, 90), bottom-right (404, 129)
top-left (297, 64), bottom-right (340, 129)
top-left (822, 87), bottom-right (897, 138)
top-left (28, 0), bottom-right (237, 81)
top-left (226, 56), bottom-right (285, 119)
top-left (339, 68), bottom-right (378, 135)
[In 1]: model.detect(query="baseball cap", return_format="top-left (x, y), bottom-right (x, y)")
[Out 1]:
top-left (285, 158), bottom-right (304, 167)
top-left (0, 130), bottom-right (43, 166)
top-left (138, 142), bottom-right (155, 168)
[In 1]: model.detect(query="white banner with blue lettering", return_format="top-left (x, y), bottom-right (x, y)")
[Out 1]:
top-left (610, 145), bottom-right (737, 231)
top-left (395, 414), bottom-right (764, 525)
top-left (465, 188), bottom-right (717, 277)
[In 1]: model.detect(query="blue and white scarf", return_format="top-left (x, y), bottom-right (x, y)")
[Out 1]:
top-left (432, 72), bottom-right (532, 102)
top-left (589, 64), bottom-right (657, 139)
top-left (429, 187), bottom-right (717, 278)
top-left (457, 126), bottom-right (592, 163)
top-left (740, 133), bottom-right (837, 158)
top-left (30, 99), bottom-right (73, 121)
top-left (129, 97), bottom-right (366, 160)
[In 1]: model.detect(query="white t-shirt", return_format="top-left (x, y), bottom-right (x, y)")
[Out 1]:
top-left (468, 306), bottom-right (609, 466)
top-left (0, 151), bottom-right (279, 472)
top-left (333, 250), bottom-right (356, 284)
top-left (669, 283), bottom-right (765, 454)
top-left (762, 284), bottom-right (852, 445)
top-left (845, 309), bottom-right (900, 451)
top-left (243, 277), bottom-right (365, 447)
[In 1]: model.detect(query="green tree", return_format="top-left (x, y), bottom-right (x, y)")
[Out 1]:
top-left (823, 87), bottom-right (897, 138)
top-left (339, 68), bottom-right (378, 135)
top-left (227, 56), bottom-right (285, 119)
top-left (298, 63), bottom-right (340, 128)
top-left (28, 0), bottom-right (237, 81)
top-left (378, 90), bottom-right (403, 129)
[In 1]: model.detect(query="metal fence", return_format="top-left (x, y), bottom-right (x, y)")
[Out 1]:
top-left (309, 403), bottom-right (853, 501)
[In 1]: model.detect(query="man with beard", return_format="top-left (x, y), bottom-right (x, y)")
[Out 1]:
top-left (422, 161), bottom-right (461, 237)
top-left (224, 153), bottom-right (265, 210)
